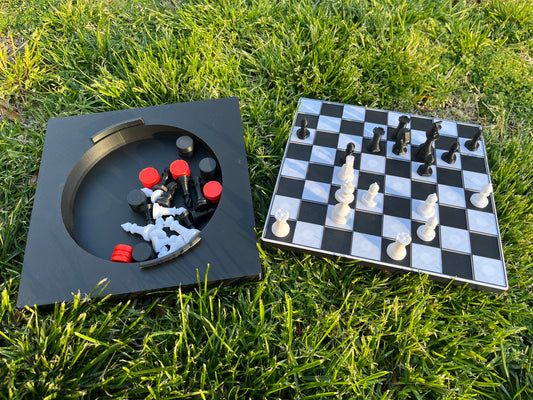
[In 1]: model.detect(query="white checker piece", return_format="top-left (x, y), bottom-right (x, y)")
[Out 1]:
top-left (281, 158), bottom-right (308, 179)
top-left (270, 195), bottom-right (300, 220)
top-left (386, 141), bottom-right (411, 161)
top-left (412, 244), bottom-right (443, 273)
top-left (385, 175), bottom-right (411, 198)
top-left (356, 190), bottom-right (384, 213)
top-left (459, 137), bottom-right (485, 157)
top-left (317, 115), bottom-right (341, 132)
top-left (411, 162), bottom-right (437, 183)
top-left (293, 221), bottom-right (323, 249)
top-left (363, 122), bottom-right (387, 138)
top-left (382, 215), bottom-right (411, 240)
top-left (325, 204), bottom-right (355, 230)
top-left (411, 129), bottom-right (427, 146)
top-left (440, 226), bottom-right (471, 253)
top-left (388, 111), bottom-right (411, 128)
top-left (290, 126), bottom-right (316, 144)
top-left (298, 98), bottom-right (322, 115)
top-left (302, 180), bottom-right (330, 203)
top-left (436, 148), bottom-right (462, 170)
top-left (360, 153), bottom-right (386, 174)
top-left (332, 166), bottom-right (359, 187)
top-left (411, 199), bottom-right (440, 222)
top-left (337, 134), bottom-right (363, 152)
top-left (473, 256), bottom-right (506, 287)
top-left (438, 119), bottom-right (458, 137)
top-left (310, 145), bottom-right (336, 165)
top-left (351, 232), bottom-right (381, 261)
top-left (343, 105), bottom-right (366, 121)
top-left (463, 170), bottom-right (490, 191)
top-left (438, 184), bottom-right (466, 208)
top-left (467, 209), bottom-right (498, 236)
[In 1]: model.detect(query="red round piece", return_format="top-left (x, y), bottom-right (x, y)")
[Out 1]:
top-left (139, 167), bottom-right (161, 189)
top-left (203, 181), bottom-right (222, 203)
top-left (170, 159), bottom-right (191, 179)
top-left (111, 244), bottom-right (133, 263)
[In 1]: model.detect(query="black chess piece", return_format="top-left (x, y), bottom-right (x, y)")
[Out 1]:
top-left (176, 174), bottom-right (193, 209)
top-left (297, 118), bottom-right (310, 140)
top-left (415, 121), bottom-right (441, 162)
top-left (417, 153), bottom-right (435, 177)
top-left (464, 127), bottom-right (483, 152)
top-left (156, 181), bottom-right (178, 208)
top-left (152, 168), bottom-right (172, 192)
top-left (392, 128), bottom-right (410, 155)
top-left (192, 176), bottom-right (209, 211)
top-left (392, 115), bottom-right (410, 140)
top-left (341, 142), bottom-right (356, 164)
top-left (441, 142), bottom-right (460, 164)
top-left (367, 127), bottom-right (385, 153)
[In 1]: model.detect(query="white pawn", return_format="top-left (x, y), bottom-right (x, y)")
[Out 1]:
top-left (337, 154), bottom-right (355, 184)
top-left (361, 182), bottom-right (379, 208)
top-left (335, 179), bottom-right (355, 204)
top-left (152, 203), bottom-right (187, 219)
top-left (417, 193), bottom-right (438, 219)
top-left (417, 216), bottom-right (438, 242)
top-left (272, 209), bottom-right (290, 238)
top-left (387, 232), bottom-right (411, 261)
top-left (331, 202), bottom-right (351, 225)
top-left (470, 183), bottom-right (492, 208)
top-left (164, 216), bottom-right (200, 243)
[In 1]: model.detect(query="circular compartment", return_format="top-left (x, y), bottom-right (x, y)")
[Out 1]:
top-left (61, 124), bottom-right (221, 261)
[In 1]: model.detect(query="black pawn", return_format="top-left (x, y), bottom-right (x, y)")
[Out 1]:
top-left (441, 142), bottom-right (460, 164)
top-left (177, 175), bottom-right (193, 209)
top-left (152, 168), bottom-right (172, 192)
top-left (192, 176), bottom-right (209, 211)
top-left (367, 127), bottom-right (385, 153)
top-left (156, 181), bottom-right (178, 208)
top-left (415, 121), bottom-right (441, 162)
top-left (341, 142), bottom-right (356, 163)
top-left (297, 118), bottom-right (310, 140)
top-left (392, 128), bottom-right (409, 155)
top-left (392, 115), bottom-right (410, 140)
top-left (417, 154), bottom-right (435, 177)
top-left (465, 127), bottom-right (483, 152)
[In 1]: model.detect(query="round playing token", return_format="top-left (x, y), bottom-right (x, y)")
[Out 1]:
top-left (203, 181), bottom-right (222, 203)
top-left (111, 244), bottom-right (133, 263)
top-left (199, 157), bottom-right (217, 180)
top-left (176, 135), bottom-right (194, 158)
top-left (139, 167), bottom-right (161, 189)
top-left (127, 189), bottom-right (148, 212)
top-left (131, 242), bottom-right (155, 262)
top-left (170, 159), bottom-right (191, 179)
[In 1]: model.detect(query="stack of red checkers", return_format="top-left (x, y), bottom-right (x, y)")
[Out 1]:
top-left (203, 181), bottom-right (222, 203)
top-left (170, 159), bottom-right (191, 179)
top-left (139, 167), bottom-right (161, 189)
top-left (111, 244), bottom-right (133, 263)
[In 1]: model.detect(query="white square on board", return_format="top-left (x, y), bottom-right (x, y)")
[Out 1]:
top-left (436, 148), bottom-right (462, 170)
top-left (438, 184), bottom-right (466, 208)
top-left (351, 232), bottom-right (382, 261)
top-left (293, 221), bottom-right (324, 249)
top-left (302, 180), bottom-right (330, 203)
top-left (412, 244), bottom-right (443, 273)
top-left (473, 256), bottom-right (506, 287)
top-left (382, 215), bottom-right (411, 239)
top-left (310, 145), bottom-right (337, 165)
top-left (463, 170), bottom-right (490, 191)
top-left (337, 134), bottom-right (363, 152)
top-left (298, 98), bottom-right (323, 115)
top-left (363, 122), bottom-right (387, 138)
top-left (388, 111), bottom-right (411, 128)
top-left (360, 153), bottom-right (386, 174)
top-left (317, 115), bottom-right (341, 132)
top-left (438, 120), bottom-right (458, 137)
top-left (385, 175), bottom-right (411, 198)
top-left (281, 158), bottom-right (308, 179)
top-left (386, 141), bottom-right (411, 161)
top-left (342, 105), bottom-right (366, 121)
top-left (270, 195), bottom-right (301, 220)
top-left (290, 126), bottom-right (316, 144)
top-left (467, 209), bottom-right (498, 236)
top-left (440, 226), bottom-right (471, 253)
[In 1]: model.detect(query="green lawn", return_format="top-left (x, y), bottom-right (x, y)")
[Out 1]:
top-left (1, 0), bottom-right (532, 398)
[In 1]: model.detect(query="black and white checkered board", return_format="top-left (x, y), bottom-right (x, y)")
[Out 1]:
top-left (262, 98), bottom-right (507, 293)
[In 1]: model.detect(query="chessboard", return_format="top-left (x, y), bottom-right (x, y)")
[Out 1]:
top-left (262, 98), bottom-right (507, 293)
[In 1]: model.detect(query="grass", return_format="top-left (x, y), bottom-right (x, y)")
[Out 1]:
top-left (1, 0), bottom-right (532, 398)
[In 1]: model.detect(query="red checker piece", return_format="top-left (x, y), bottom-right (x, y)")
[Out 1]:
top-left (170, 159), bottom-right (191, 179)
top-left (111, 244), bottom-right (133, 263)
top-left (139, 167), bottom-right (161, 189)
top-left (203, 181), bottom-right (222, 203)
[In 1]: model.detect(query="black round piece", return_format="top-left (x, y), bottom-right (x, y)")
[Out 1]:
top-left (132, 242), bottom-right (155, 262)
top-left (176, 135), bottom-right (194, 158)
top-left (199, 157), bottom-right (217, 180)
top-left (127, 189), bottom-right (148, 213)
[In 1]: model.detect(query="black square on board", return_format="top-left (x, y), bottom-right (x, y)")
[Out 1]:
top-left (362, 137), bottom-right (386, 156)
top-left (436, 167), bottom-right (463, 187)
top-left (335, 150), bottom-right (361, 168)
top-left (386, 158), bottom-right (411, 177)
top-left (465, 189), bottom-right (494, 213)
top-left (461, 155), bottom-right (487, 174)
top-left (411, 221), bottom-right (440, 247)
top-left (298, 201), bottom-right (328, 225)
top-left (383, 195), bottom-right (411, 218)
top-left (264, 216), bottom-right (297, 244)
top-left (307, 163), bottom-right (334, 183)
top-left (442, 251), bottom-right (473, 279)
top-left (354, 211), bottom-right (382, 236)
top-left (439, 205), bottom-right (468, 229)
top-left (340, 120), bottom-right (364, 136)
top-left (436, 136), bottom-right (459, 151)
top-left (411, 181), bottom-right (438, 201)
top-left (322, 228), bottom-right (353, 255)
top-left (286, 143), bottom-right (312, 161)
top-left (410, 116), bottom-right (433, 132)
top-left (365, 109), bottom-right (388, 125)
top-left (358, 172), bottom-right (385, 192)
top-left (314, 131), bottom-right (340, 148)
top-left (320, 103), bottom-right (344, 118)
top-left (277, 177), bottom-right (305, 198)
top-left (470, 232), bottom-right (501, 259)
top-left (457, 123), bottom-right (481, 139)
top-left (382, 238), bottom-right (411, 267)
top-left (295, 113), bottom-right (319, 129)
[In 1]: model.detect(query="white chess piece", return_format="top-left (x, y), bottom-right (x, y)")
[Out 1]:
top-left (121, 222), bottom-right (166, 242)
top-left (361, 182), bottom-right (379, 208)
top-left (152, 203), bottom-right (187, 219)
top-left (337, 154), bottom-right (355, 184)
top-left (331, 202), bottom-right (351, 225)
top-left (140, 187), bottom-right (153, 198)
top-left (164, 216), bottom-right (200, 243)
top-left (150, 189), bottom-right (164, 203)
top-left (387, 232), bottom-right (411, 261)
top-left (417, 193), bottom-right (438, 219)
top-left (335, 179), bottom-right (355, 204)
top-left (470, 183), bottom-right (492, 208)
top-left (272, 209), bottom-right (290, 238)
top-left (417, 216), bottom-right (438, 242)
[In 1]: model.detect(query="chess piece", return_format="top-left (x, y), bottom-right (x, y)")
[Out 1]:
top-left (335, 179), bottom-right (355, 204)
top-left (417, 193), bottom-right (438, 219)
top-left (152, 203), bottom-right (187, 219)
top-left (337, 154), bottom-right (355, 184)
top-left (156, 181), bottom-right (178, 208)
top-left (417, 153), bottom-right (435, 177)
top-left (417, 216), bottom-right (438, 242)
top-left (392, 115), bottom-right (410, 140)
top-left (170, 159), bottom-right (193, 209)
top-left (341, 142), bottom-right (355, 164)
top-left (164, 216), bottom-right (201, 243)
top-left (271, 209), bottom-right (290, 238)
top-left (470, 183), bottom-right (492, 208)
top-left (297, 118), bottom-right (310, 140)
top-left (367, 127), bottom-right (385, 153)
top-left (361, 182), bottom-right (379, 208)
top-left (415, 121), bottom-right (441, 162)
top-left (121, 221), bottom-right (166, 242)
top-left (441, 142), bottom-right (460, 164)
top-left (192, 176), bottom-right (209, 211)
top-left (331, 202), bottom-right (351, 225)
top-left (392, 128), bottom-right (410, 155)
top-left (464, 127), bottom-right (483, 152)
top-left (387, 232), bottom-right (411, 261)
